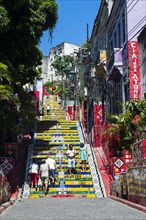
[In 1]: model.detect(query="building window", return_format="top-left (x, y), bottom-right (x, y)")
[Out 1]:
top-left (112, 81), bottom-right (123, 114)
top-left (118, 23), bottom-right (121, 48)
top-left (110, 40), bottom-right (113, 53)
top-left (114, 32), bottom-right (117, 48)
top-left (122, 12), bottom-right (126, 43)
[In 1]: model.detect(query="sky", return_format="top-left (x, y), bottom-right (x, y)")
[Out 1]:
top-left (38, 0), bottom-right (101, 56)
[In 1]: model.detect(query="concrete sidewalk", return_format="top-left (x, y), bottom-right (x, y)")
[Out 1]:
top-left (1, 192), bottom-right (146, 217)
top-left (110, 196), bottom-right (146, 213)
top-left (0, 188), bottom-right (21, 215)
top-left (1, 197), bottom-right (145, 220)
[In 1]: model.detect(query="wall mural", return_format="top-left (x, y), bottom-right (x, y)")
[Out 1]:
top-left (43, 85), bottom-right (59, 96)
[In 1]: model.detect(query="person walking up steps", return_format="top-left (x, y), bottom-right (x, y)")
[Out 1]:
top-left (39, 159), bottom-right (49, 195)
top-left (79, 142), bottom-right (87, 172)
top-left (46, 155), bottom-right (56, 186)
top-left (47, 104), bottom-right (50, 115)
top-left (29, 160), bottom-right (39, 190)
top-left (65, 144), bottom-right (78, 177)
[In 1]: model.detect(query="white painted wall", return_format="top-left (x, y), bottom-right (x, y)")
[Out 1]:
top-left (47, 42), bottom-right (80, 82)
top-left (127, 0), bottom-right (146, 41)
top-left (41, 56), bottom-right (49, 84)
top-left (36, 80), bottom-right (43, 108)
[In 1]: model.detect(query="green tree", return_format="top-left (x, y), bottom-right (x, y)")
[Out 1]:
top-left (0, 0), bottom-right (58, 145)
top-left (0, 0), bottom-right (58, 87)
top-left (51, 55), bottom-right (74, 78)
top-left (51, 55), bottom-right (75, 105)
top-left (105, 100), bottom-right (146, 153)
top-left (0, 62), bottom-right (13, 100)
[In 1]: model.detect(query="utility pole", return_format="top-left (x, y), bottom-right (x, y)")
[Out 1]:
top-left (73, 71), bottom-right (77, 120)
top-left (87, 23), bottom-right (89, 43)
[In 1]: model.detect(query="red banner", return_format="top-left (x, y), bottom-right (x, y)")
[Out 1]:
top-left (123, 149), bottom-right (132, 164)
top-left (143, 139), bottom-right (146, 160)
top-left (128, 41), bottom-right (140, 100)
top-left (43, 86), bottom-right (49, 96)
top-left (67, 106), bottom-right (73, 120)
top-left (94, 104), bottom-right (103, 148)
top-left (76, 105), bottom-right (80, 120)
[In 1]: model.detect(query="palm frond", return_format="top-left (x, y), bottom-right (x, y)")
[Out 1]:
top-left (0, 62), bottom-right (12, 84)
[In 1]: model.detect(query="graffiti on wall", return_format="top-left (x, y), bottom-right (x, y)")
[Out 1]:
top-left (127, 166), bottom-right (146, 196)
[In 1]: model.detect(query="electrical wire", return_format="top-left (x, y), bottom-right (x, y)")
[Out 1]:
top-left (127, 0), bottom-right (139, 14)
top-left (127, 0), bottom-right (136, 10)
top-left (91, 25), bottom-right (146, 70)
top-left (92, 1), bottom-right (145, 45)
top-left (128, 16), bottom-right (146, 36)
top-left (48, 1), bottom-right (146, 73)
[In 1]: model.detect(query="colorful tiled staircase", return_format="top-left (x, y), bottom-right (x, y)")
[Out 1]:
top-left (29, 96), bottom-right (96, 198)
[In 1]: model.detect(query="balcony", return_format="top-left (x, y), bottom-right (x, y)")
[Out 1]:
top-left (95, 50), bottom-right (107, 78)
top-left (107, 48), bottom-right (123, 73)
top-left (98, 50), bottom-right (107, 64)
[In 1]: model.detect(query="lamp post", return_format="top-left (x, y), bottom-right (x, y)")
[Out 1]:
top-left (64, 52), bottom-right (79, 120)
top-left (73, 70), bottom-right (77, 120)
top-left (51, 74), bottom-right (53, 95)
top-left (68, 70), bottom-right (77, 120)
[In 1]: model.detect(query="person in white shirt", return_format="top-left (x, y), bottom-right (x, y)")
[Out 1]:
top-left (29, 161), bottom-right (39, 190)
top-left (39, 159), bottom-right (49, 195)
top-left (46, 156), bottom-right (56, 186)
top-left (65, 144), bottom-right (77, 177)
top-left (47, 104), bottom-right (50, 115)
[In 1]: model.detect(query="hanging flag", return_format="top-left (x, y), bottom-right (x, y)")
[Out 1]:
top-left (43, 85), bottom-right (49, 96)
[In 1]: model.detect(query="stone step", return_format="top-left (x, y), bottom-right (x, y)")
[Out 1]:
top-left (37, 130), bottom-right (78, 133)
top-left (34, 144), bottom-right (80, 148)
top-left (33, 156), bottom-right (81, 160)
top-left (55, 174), bottom-right (92, 179)
top-left (33, 161), bottom-right (89, 166)
top-left (36, 133), bottom-right (79, 136)
top-left (29, 193), bottom-right (96, 198)
top-left (38, 122), bottom-right (76, 125)
top-left (28, 98), bottom-right (96, 198)
top-left (33, 149), bottom-right (80, 153)
top-left (36, 136), bottom-right (79, 140)
top-left (32, 179), bottom-right (93, 184)
top-left (33, 145), bottom-right (79, 149)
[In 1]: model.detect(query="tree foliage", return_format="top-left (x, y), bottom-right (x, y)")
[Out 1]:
top-left (0, 0), bottom-right (58, 87)
top-left (0, 0), bottom-right (58, 144)
top-left (105, 100), bottom-right (146, 152)
top-left (51, 55), bottom-right (76, 102)
top-left (51, 55), bottom-right (74, 78)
